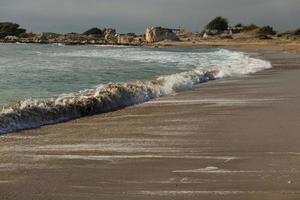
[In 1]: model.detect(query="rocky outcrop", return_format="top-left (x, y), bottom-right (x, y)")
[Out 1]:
top-left (117, 35), bottom-right (144, 45)
top-left (117, 35), bottom-right (134, 44)
top-left (0, 27), bottom-right (143, 45)
top-left (104, 28), bottom-right (117, 42)
top-left (145, 26), bottom-right (179, 43)
top-left (4, 36), bottom-right (19, 42)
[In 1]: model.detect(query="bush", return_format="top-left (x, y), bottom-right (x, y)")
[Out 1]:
top-left (0, 22), bottom-right (26, 38)
top-left (243, 24), bottom-right (259, 31)
top-left (83, 27), bottom-right (102, 35)
top-left (206, 16), bottom-right (228, 31)
top-left (294, 29), bottom-right (300, 35)
top-left (235, 23), bottom-right (244, 28)
top-left (257, 26), bottom-right (277, 35)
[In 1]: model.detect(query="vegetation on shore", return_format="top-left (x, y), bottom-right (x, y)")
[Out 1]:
top-left (257, 26), bottom-right (277, 35)
top-left (0, 17), bottom-right (300, 45)
top-left (205, 16), bottom-right (229, 32)
top-left (83, 27), bottom-right (102, 36)
top-left (0, 22), bottom-right (26, 38)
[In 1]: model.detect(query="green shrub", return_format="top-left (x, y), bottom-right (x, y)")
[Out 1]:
top-left (243, 24), bottom-right (259, 31)
top-left (83, 27), bottom-right (102, 35)
top-left (294, 29), bottom-right (300, 35)
top-left (257, 26), bottom-right (277, 35)
top-left (235, 24), bottom-right (244, 28)
top-left (206, 16), bottom-right (228, 31)
top-left (0, 22), bottom-right (26, 38)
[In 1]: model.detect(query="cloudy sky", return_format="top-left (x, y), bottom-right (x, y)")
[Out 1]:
top-left (0, 0), bottom-right (299, 33)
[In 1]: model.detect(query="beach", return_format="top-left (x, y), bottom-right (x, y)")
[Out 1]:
top-left (1, 48), bottom-right (300, 200)
top-left (154, 39), bottom-right (300, 54)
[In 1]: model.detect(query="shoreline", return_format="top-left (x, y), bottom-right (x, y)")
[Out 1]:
top-left (150, 40), bottom-right (300, 54)
top-left (2, 38), bottom-right (300, 53)
top-left (0, 41), bottom-right (142, 47)
top-left (0, 46), bottom-right (300, 199)
top-left (0, 46), bottom-right (270, 135)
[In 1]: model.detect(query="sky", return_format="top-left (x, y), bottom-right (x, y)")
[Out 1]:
top-left (0, 0), bottom-right (300, 34)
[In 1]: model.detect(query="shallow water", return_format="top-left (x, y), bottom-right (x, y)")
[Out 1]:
top-left (0, 44), bottom-right (271, 134)
top-left (0, 44), bottom-right (217, 105)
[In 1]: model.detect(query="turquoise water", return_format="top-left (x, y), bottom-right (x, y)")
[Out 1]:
top-left (0, 44), bottom-right (222, 105)
top-left (0, 43), bottom-right (272, 134)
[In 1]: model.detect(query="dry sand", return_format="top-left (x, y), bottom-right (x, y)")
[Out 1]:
top-left (0, 48), bottom-right (300, 200)
top-left (155, 39), bottom-right (300, 54)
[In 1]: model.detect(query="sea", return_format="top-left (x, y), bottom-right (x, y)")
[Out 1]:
top-left (0, 43), bottom-right (272, 134)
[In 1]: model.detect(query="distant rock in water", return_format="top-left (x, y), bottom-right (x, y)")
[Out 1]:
top-left (145, 26), bottom-right (179, 43)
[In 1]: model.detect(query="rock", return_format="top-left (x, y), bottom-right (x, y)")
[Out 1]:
top-left (203, 32), bottom-right (209, 39)
top-left (145, 26), bottom-right (179, 43)
top-left (4, 35), bottom-right (19, 42)
top-left (40, 32), bottom-right (60, 39)
top-left (117, 35), bottom-right (144, 45)
top-left (117, 35), bottom-right (134, 44)
top-left (134, 37), bottom-right (144, 45)
top-left (104, 28), bottom-right (117, 41)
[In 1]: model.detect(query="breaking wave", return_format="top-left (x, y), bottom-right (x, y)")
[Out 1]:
top-left (0, 50), bottom-right (271, 134)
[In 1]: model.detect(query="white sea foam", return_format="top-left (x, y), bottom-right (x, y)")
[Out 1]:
top-left (49, 48), bottom-right (238, 66)
top-left (0, 49), bottom-right (271, 134)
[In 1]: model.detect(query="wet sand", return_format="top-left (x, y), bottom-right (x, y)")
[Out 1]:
top-left (1, 49), bottom-right (300, 200)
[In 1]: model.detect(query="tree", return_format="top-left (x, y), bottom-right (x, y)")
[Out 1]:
top-left (206, 17), bottom-right (228, 32)
top-left (257, 26), bottom-right (277, 35)
top-left (295, 29), bottom-right (300, 35)
top-left (0, 22), bottom-right (26, 38)
top-left (83, 27), bottom-right (102, 35)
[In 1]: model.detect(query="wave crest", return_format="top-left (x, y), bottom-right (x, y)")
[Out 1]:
top-left (0, 51), bottom-right (271, 134)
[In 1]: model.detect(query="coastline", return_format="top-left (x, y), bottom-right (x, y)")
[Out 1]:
top-left (150, 40), bottom-right (300, 54)
top-left (0, 46), bottom-right (270, 135)
top-left (2, 39), bottom-right (300, 54)
top-left (1, 47), bottom-right (300, 199)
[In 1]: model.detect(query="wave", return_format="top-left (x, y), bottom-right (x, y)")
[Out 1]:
top-left (49, 47), bottom-right (218, 66)
top-left (0, 50), bottom-right (272, 134)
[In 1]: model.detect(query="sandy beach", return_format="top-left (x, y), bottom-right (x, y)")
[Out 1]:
top-left (154, 39), bottom-right (300, 54)
top-left (1, 48), bottom-right (300, 200)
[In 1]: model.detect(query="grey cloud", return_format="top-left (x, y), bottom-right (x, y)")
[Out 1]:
top-left (0, 0), bottom-right (299, 33)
